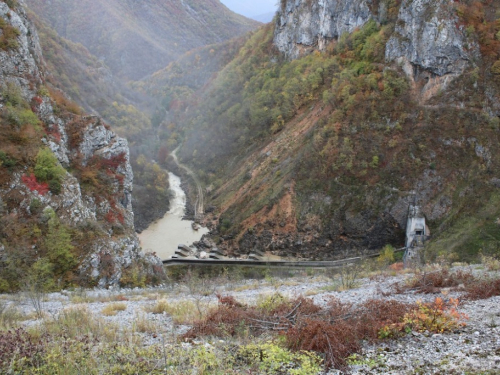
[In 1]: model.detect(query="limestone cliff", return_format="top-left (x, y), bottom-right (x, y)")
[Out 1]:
top-left (0, 0), bottom-right (163, 289)
top-left (274, 0), bottom-right (476, 95)
top-left (274, 0), bottom-right (373, 59)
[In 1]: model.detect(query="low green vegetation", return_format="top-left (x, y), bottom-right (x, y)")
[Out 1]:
top-left (34, 148), bottom-right (66, 194)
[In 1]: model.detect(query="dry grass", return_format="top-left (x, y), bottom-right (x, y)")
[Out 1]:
top-left (481, 255), bottom-right (500, 271)
top-left (144, 299), bottom-right (171, 315)
top-left (101, 302), bottom-right (127, 316)
top-left (70, 292), bottom-right (129, 304)
top-left (145, 299), bottom-right (212, 324)
top-left (132, 313), bottom-right (159, 334)
top-left (232, 281), bottom-right (260, 292)
top-left (0, 302), bottom-right (22, 330)
top-left (31, 307), bottom-right (120, 343)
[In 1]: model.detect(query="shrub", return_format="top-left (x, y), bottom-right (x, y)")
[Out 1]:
top-left (238, 342), bottom-right (323, 374)
top-left (377, 244), bottom-right (395, 268)
top-left (185, 295), bottom-right (416, 370)
top-left (0, 329), bottom-right (45, 370)
top-left (4, 0), bottom-right (18, 9)
top-left (380, 297), bottom-right (467, 338)
top-left (0, 18), bottom-right (20, 50)
top-left (43, 208), bottom-right (76, 279)
top-left (255, 292), bottom-right (289, 313)
top-left (34, 148), bottom-right (65, 184)
top-left (21, 174), bottom-right (49, 195)
top-left (0, 151), bottom-right (16, 169)
top-left (4, 104), bottom-right (39, 126)
top-left (463, 278), bottom-right (500, 300)
top-left (394, 268), bottom-right (475, 294)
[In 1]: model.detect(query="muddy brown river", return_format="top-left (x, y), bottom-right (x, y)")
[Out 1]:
top-left (138, 172), bottom-right (208, 260)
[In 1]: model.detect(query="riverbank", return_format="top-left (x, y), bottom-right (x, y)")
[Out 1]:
top-left (1, 262), bottom-right (499, 373)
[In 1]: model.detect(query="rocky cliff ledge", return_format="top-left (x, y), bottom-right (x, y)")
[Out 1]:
top-left (0, 0), bottom-right (163, 289)
top-left (274, 0), bottom-right (475, 95)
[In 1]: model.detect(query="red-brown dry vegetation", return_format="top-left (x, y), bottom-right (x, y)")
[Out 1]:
top-left (463, 278), bottom-right (500, 300)
top-left (394, 268), bottom-right (475, 294)
top-left (185, 295), bottom-right (415, 369)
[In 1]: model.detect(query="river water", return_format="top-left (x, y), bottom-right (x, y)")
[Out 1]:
top-left (138, 172), bottom-right (209, 260)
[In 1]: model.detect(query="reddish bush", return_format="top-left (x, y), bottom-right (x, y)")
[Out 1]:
top-left (104, 210), bottom-right (116, 224)
top-left (463, 278), bottom-right (500, 300)
top-left (287, 318), bottom-right (360, 369)
top-left (394, 268), bottom-right (475, 294)
top-left (116, 210), bottom-right (125, 225)
top-left (389, 262), bottom-right (404, 271)
top-left (216, 293), bottom-right (244, 308)
top-left (32, 96), bottom-right (43, 105)
top-left (101, 153), bottom-right (126, 170)
top-left (184, 305), bottom-right (257, 339)
top-left (184, 295), bottom-right (416, 370)
top-left (21, 174), bottom-right (49, 195)
top-left (45, 127), bottom-right (62, 143)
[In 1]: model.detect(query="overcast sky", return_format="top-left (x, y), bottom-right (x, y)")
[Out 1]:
top-left (220, 0), bottom-right (278, 18)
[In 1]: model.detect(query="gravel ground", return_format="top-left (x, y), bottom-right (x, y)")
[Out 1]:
top-left (2, 265), bottom-right (500, 374)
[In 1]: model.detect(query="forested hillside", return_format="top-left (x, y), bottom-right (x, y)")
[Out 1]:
top-left (151, 0), bottom-right (500, 262)
top-left (25, 0), bottom-right (260, 80)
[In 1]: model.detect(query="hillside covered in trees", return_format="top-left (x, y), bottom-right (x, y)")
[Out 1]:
top-left (147, 0), bottom-right (500, 263)
top-left (25, 0), bottom-right (260, 80)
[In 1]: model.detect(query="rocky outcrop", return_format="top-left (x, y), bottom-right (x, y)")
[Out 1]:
top-left (274, 0), bottom-right (373, 59)
top-left (0, 1), bottom-right (43, 96)
top-left (385, 0), bottom-right (472, 78)
top-left (385, 0), bottom-right (476, 100)
top-left (0, 0), bottom-right (163, 287)
top-left (274, 0), bottom-right (476, 99)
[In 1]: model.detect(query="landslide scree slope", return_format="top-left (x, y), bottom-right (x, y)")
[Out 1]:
top-left (155, 0), bottom-right (500, 261)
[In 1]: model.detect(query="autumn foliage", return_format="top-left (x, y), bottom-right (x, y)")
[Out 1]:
top-left (184, 293), bottom-right (468, 370)
top-left (21, 174), bottom-right (49, 195)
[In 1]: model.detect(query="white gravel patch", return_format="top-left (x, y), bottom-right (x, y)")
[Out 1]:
top-left (2, 265), bottom-right (500, 374)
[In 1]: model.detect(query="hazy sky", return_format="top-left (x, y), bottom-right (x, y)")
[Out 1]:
top-left (220, 0), bottom-right (278, 18)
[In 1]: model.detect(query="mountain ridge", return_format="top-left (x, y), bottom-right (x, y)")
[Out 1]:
top-left (25, 0), bottom-right (261, 80)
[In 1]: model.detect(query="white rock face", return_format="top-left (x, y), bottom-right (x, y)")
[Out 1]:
top-left (385, 0), bottom-right (473, 77)
top-left (0, 1), bottom-right (43, 94)
top-left (274, 0), bottom-right (373, 59)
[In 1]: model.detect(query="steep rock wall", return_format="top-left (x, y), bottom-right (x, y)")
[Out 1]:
top-left (274, 0), bottom-right (373, 59)
top-left (386, 0), bottom-right (470, 76)
top-left (274, 0), bottom-right (476, 90)
top-left (385, 0), bottom-right (477, 99)
top-left (0, 0), bottom-right (163, 288)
